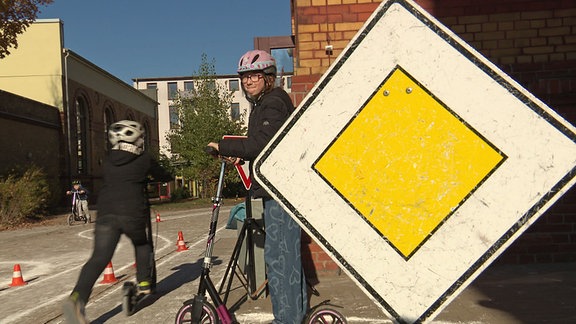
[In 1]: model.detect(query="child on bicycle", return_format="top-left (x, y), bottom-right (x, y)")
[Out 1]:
top-left (63, 120), bottom-right (173, 324)
top-left (66, 180), bottom-right (91, 223)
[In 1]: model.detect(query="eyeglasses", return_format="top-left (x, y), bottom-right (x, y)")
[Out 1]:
top-left (241, 73), bottom-right (264, 83)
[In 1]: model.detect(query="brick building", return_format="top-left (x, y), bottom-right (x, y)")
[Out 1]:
top-left (0, 20), bottom-right (162, 205)
top-left (0, 90), bottom-right (62, 204)
top-left (288, 0), bottom-right (576, 274)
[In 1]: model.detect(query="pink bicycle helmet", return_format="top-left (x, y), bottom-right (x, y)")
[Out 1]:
top-left (237, 50), bottom-right (276, 75)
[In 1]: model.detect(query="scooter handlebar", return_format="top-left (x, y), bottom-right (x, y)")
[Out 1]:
top-left (204, 146), bottom-right (245, 165)
top-left (205, 146), bottom-right (219, 157)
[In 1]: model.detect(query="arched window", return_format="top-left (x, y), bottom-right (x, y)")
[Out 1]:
top-left (75, 96), bottom-right (90, 174)
top-left (143, 120), bottom-right (151, 152)
top-left (104, 106), bottom-right (115, 150)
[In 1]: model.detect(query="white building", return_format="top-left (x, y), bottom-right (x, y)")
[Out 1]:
top-left (133, 74), bottom-right (292, 157)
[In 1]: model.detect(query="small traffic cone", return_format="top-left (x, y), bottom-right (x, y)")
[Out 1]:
top-left (155, 212), bottom-right (162, 223)
top-left (99, 262), bottom-right (118, 284)
top-left (9, 264), bottom-right (27, 287)
top-left (176, 231), bottom-right (188, 252)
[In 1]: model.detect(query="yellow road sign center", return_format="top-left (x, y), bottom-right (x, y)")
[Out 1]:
top-left (314, 66), bottom-right (505, 259)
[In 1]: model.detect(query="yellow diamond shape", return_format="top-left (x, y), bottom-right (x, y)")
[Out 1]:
top-left (314, 66), bottom-right (505, 259)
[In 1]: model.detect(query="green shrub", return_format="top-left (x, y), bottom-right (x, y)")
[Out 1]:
top-left (171, 186), bottom-right (191, 201)
top-left (0, 165), bottom-right (51, 226)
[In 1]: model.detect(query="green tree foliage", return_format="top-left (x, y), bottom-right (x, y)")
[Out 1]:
top-left (167, 53), bottom-right (246, 198)
top-left (0, 0), bottom-right (54, 59)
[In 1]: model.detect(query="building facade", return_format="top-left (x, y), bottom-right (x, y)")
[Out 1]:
top-left (133, 74), bottom-right (293, 158)
top-left (0, 19), bottom-right (162, 205)
top-left (132, 73), bottom-right (292, 198)
top-left (289, 0), bottom-right (576, 273)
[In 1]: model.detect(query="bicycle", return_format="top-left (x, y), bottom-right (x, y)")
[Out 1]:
top-left (67, 191), bottom-right (90, 225)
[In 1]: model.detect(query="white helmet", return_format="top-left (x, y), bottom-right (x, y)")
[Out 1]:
top-left (108, 120), bottom-right (144, 153)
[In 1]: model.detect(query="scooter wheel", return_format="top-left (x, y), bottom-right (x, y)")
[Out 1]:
top-left (175, 300), bottom-right (218, 324)
top-left (67, 214), bottom-right (74, 226)
top-left (122, 282), bottom-right (137, 316)
top-left (305, 306), bottom-right (347, 324)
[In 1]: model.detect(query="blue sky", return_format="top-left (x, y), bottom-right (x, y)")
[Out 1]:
top-left (37, 0), bottom-right (292, 84)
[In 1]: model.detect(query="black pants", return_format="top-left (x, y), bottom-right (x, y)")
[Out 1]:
top-left (72, 213), bottom-right (153, 304)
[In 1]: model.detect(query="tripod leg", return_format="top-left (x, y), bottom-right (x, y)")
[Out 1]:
top-left (218, 219), bottom-right (249, 304)
top-left (244, 196), bottom-right (258, 295)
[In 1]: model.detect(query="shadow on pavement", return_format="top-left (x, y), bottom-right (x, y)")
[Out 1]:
top-left (90, 256), bottom-right (224, 323)
top-left (472, 262), bottom-right (576, 323)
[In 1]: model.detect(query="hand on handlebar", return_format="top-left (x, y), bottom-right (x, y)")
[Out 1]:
top-left (205, 144), bottom-right (243, 165)
top-left (225, 157), bottom-right (243, 165)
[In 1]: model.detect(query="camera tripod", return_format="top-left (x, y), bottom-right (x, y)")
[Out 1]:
top-left (175, 147), bottom-right (347, 323)
top-left (218, 189), bottom-right (268, 311)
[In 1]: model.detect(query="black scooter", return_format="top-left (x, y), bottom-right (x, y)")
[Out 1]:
top-left (122, 209), bottom-right (157, 316)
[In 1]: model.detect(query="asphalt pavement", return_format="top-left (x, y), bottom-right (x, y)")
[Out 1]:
top-left (0, 208), bottom-right (574, 324)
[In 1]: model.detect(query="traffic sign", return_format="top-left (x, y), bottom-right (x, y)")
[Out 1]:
top-left (254, 0), bottom-right (576, 323)
top-left (223, 135), bottom-right (251, 190)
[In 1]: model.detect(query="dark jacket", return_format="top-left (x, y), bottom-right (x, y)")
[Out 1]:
top-left (219, 87), bottom-right (295, 198)
top-left (97, 150), bottom-right (173, 218)
top-left (70, 186), bottom-right (89, 201)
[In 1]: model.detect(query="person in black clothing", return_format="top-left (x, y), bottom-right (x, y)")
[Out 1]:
top-left (208, 49), bottom-right (307, 324)
top-left (63, 120), bottom-right (173, 324)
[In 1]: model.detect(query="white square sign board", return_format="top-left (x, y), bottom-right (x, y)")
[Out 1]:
top-left (254, 0), bottom-right (576, 322)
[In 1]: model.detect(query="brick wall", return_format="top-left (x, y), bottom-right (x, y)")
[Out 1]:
top-left (291, 0), bottom-right (576, 275)
top-left (0, 90), bottom-right (65, 207)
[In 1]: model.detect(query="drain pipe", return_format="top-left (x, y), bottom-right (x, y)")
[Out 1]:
top-left (63, 48), bottom-right (72, 183)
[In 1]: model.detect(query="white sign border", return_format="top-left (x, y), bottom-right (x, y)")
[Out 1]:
top-left (255, 0), bottom-right (576, 322)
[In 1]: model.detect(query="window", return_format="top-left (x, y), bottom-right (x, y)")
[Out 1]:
top-left (230, 103), bottom-right (240, 120)
top-left (229, 79), bottom-right (240, 91)
top-left (147, 83), bottom-right (157, 89)
top-left (181, 81), bottom-right (194, 99)
top-left (168, 82), bottom-right (178, 100)
top-left (75, 97), bottom-right (89, 174)
top-left (184, 81), bottom-right (194, 92)
top-left (271, 48), bottom-right (294, 74)
top-left (169, 105), bottom-right (179, 128)
top-left (286, 76), bottom-right (292, 89)
top-left (275, 77), bottom-right (284, 88)
top-left (103, 106), bottom-right (115, 150)
top-left (206, 80), bottom-right (216, 90)
top-left (254, 36), bottom-right (295, 74)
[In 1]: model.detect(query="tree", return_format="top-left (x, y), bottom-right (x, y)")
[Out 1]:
top-left (0, 0), bottom-right (54, 59)
top-left (167, 53), bottom-right (246, 198)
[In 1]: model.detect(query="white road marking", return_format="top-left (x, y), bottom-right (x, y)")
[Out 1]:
top-left (0, 225), bottom-right (226, 324)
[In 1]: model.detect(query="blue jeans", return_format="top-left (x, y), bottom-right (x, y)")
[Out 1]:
top-left (263, 198), bottom-right (308, 324)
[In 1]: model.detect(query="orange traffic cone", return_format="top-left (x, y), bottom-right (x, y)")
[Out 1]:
top-left (176, 231), bottom-right (188, 251)
top-left (155, 212), bottom-right (162, 223)
top-left (99, 262), bottom-right (118, 284)
top-left (9, 264), bottom-right (27, 287)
